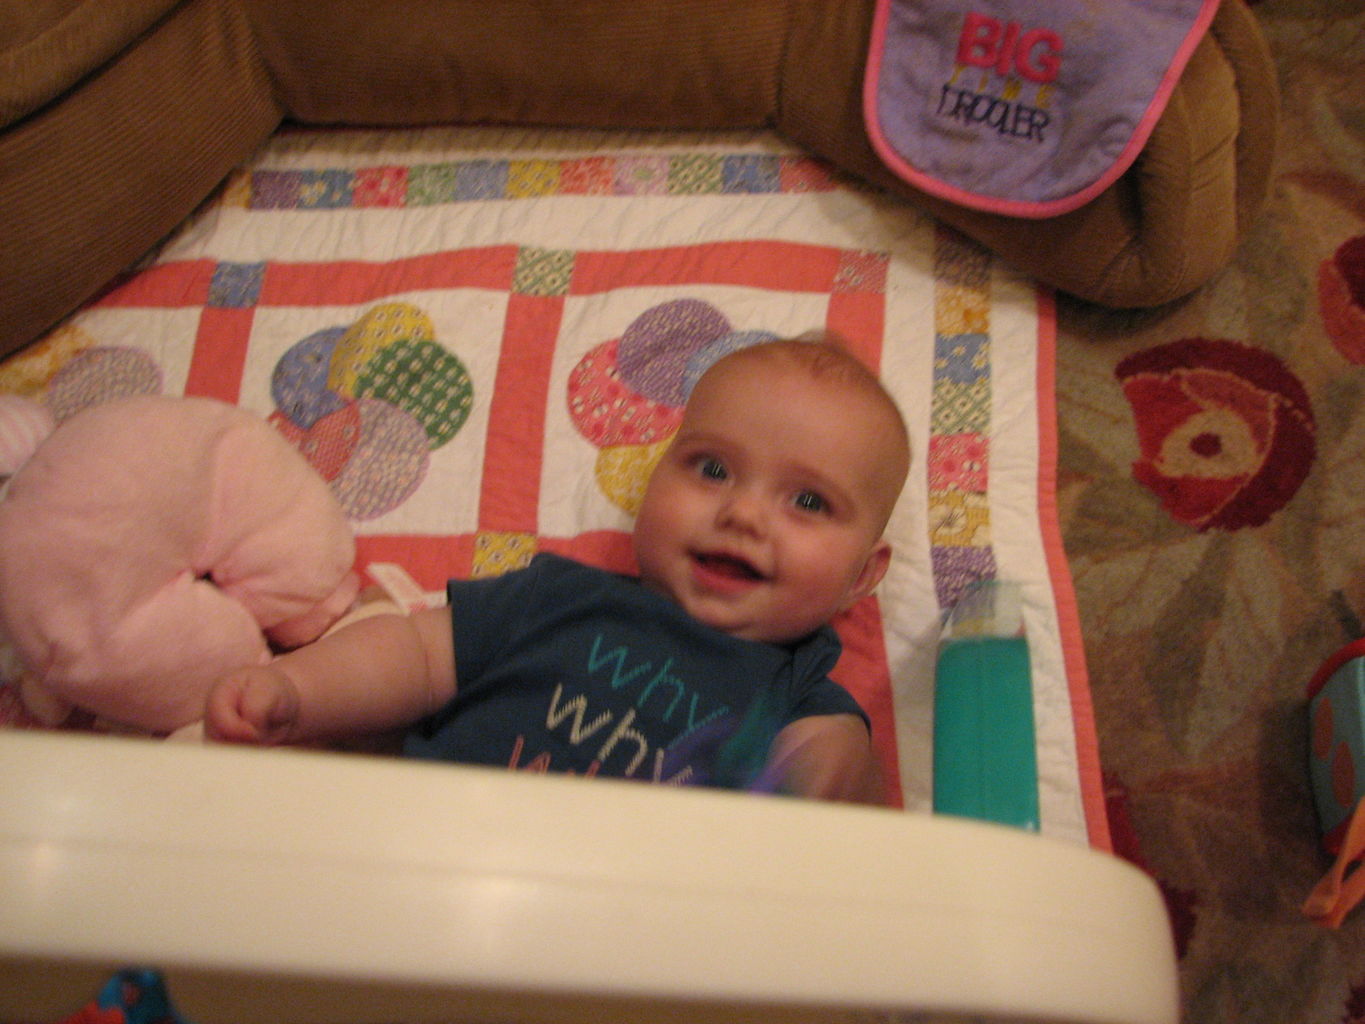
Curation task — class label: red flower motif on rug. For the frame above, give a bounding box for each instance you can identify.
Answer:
[1115,338,1316,531]
[1320,234,1365,364]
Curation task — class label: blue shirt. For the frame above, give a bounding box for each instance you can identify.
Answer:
[404,553,868,789]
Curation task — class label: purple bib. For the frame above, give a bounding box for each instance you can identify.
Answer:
[863,0,1220,218]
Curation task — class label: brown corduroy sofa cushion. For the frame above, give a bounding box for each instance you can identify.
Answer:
[240,0,791,131]
[0,0,182,128]
[0,0,1278,361]
[0,0,282,360]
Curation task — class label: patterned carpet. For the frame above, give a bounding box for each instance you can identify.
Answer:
[1053,2,1365,1020]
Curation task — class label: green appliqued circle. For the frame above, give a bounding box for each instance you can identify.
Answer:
[354,338,473,448]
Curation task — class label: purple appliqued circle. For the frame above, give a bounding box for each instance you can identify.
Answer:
[46,347,162,422]
[617,299,730,406]
[329,398,430,520]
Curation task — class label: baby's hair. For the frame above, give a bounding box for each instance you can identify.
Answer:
[708,334,909,454]
[697,334,912,528]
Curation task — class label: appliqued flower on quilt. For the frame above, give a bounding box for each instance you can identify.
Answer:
[565,298,776,514]
[0,323,163,424]
[270,301,473,520]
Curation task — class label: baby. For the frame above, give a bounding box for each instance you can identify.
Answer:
[207,338,910,802]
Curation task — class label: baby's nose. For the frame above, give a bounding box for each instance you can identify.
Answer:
[717,489,766,533]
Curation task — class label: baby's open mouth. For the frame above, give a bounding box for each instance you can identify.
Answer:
[693,552,765,581]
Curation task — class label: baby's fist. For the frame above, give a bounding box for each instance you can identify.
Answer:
[205,665,301,745]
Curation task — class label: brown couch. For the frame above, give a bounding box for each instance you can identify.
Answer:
[0,0,1278,361]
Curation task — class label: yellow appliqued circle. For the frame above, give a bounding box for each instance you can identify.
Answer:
[594,439,670,515]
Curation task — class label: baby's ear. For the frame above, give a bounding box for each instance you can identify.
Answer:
[844,540,892,608]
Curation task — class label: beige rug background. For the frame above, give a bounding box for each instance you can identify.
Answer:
[1054,2,1365,1019]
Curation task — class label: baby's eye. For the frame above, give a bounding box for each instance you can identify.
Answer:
[793,490,827,513]
[697,457,728,481]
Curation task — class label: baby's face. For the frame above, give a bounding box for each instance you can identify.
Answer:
[633,357,898,645]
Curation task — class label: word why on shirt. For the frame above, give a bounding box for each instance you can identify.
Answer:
[508,632,733,782]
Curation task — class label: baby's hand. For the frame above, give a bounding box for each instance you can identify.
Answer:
[205,664,302,745]
[767,714,884,804]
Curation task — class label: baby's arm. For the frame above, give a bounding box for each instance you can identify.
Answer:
[206,606,455,745]
[766,714,884,805]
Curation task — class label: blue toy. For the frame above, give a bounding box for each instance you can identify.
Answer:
[1304,638,1365,927]
[1307,638,1365,853]
[47,969,189,1024]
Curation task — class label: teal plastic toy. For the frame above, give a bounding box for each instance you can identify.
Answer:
[1303,638,1365,927]
[1307,638,1365,853]
[933,581,1040,831]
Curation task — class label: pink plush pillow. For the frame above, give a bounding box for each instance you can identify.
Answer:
[0,395,359,733]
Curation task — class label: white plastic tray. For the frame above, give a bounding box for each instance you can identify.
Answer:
[0,731,1177,1023]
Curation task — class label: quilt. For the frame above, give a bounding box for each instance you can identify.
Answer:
[0,126,1103,847]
